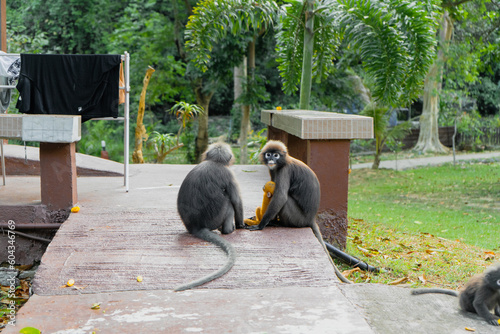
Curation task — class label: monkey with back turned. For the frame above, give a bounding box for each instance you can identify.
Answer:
[175,142,244,292]
[411,263,500,326]
[247,140,351,283]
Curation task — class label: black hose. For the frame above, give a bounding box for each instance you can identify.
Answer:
[2,229,52,244]
[6,230,52,244]
[0,223,62,230]
[325,241,380,273]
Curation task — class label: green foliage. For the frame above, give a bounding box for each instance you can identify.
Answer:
[147,131,179,163]
[248,128,268,163]
[179,123,197,164]
[454,111,500,150]
[78,121,125,162]
[236,73,271,109]
[361,102,412,168]
[443,0,500,116]
[334,0,438,105]
[169,101,204,140]
[107,1,190,107]
[275,1,309,96]
[10,0,122,54]
[185,0,278,73]
[275,0,438,107]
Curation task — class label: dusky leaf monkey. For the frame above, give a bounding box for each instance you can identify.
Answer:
[175,142,244,291]
[247,140,351,284]
[411,263,500,326]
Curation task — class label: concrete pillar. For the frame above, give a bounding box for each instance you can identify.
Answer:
[268,129,351,248]
[40,142,77,210]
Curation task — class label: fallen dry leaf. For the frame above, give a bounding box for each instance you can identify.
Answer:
[342,267,362,278]
[484,252,495,261]
[357,246,373,257]
[71,285,86,290]
[388,277,408,285]
[418,274,427,284]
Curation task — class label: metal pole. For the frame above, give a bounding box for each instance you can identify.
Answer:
[1,140,5,185]
[124,51,130,192]
[1,0,6,186]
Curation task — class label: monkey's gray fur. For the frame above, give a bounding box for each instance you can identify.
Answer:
[411,262,500,326]
[175,142,244,292]
[247,140,352,284]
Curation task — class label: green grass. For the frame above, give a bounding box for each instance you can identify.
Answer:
[337,217,495,288]
[335,160,500,287]
[348,160,500,250]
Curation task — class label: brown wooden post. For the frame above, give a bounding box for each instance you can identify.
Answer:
[40,142,77,210]
[0,0,6,52]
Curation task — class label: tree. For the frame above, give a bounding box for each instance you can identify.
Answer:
[186,0,436,163]
[277,0,439,109]
[185,0,277,162]
[170,101,204,145]
[361,103,411,169]
[414,0,500,152]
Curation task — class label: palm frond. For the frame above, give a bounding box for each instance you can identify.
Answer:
[275,1,307,95]
[331,0,437,106]
[185,0,278,72]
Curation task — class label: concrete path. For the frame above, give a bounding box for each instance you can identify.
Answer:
[352,151,500,170]
[1,147,500,333]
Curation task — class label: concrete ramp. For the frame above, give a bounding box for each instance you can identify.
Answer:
[0,144,123,176]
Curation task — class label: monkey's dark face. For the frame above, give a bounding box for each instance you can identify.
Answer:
[485,265,500,290]
[263,150,285,170]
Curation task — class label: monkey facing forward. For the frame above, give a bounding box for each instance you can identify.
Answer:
[175,142,244,292]
[247,140,351,283]
[411,263,500,326]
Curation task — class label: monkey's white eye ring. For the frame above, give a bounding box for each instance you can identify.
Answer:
[497,279,500,286]
[273,153,280,159]
[265,153,272,159]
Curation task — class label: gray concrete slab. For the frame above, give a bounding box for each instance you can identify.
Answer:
[3,287,373,334]
[33,210,339,295]
[339,283,499,334]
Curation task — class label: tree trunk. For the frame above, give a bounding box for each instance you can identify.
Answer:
[194,80,214,162]
[239,39,255,164]
[414,11,453,153]
[371,134,383,169]
[132,66,155,164]
[372,153,381,169]
[299,0,315,110]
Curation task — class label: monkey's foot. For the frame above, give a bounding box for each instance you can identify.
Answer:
[247,225,263,231]
[487,318,500,326]
[244,217,260,226]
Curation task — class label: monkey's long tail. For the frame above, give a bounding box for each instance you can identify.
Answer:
[311,223,353,284]
[174,229,236,292]
[411,288,459,297]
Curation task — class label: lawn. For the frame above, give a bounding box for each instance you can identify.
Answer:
[338,159,500,288]
[348,160,499,249]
